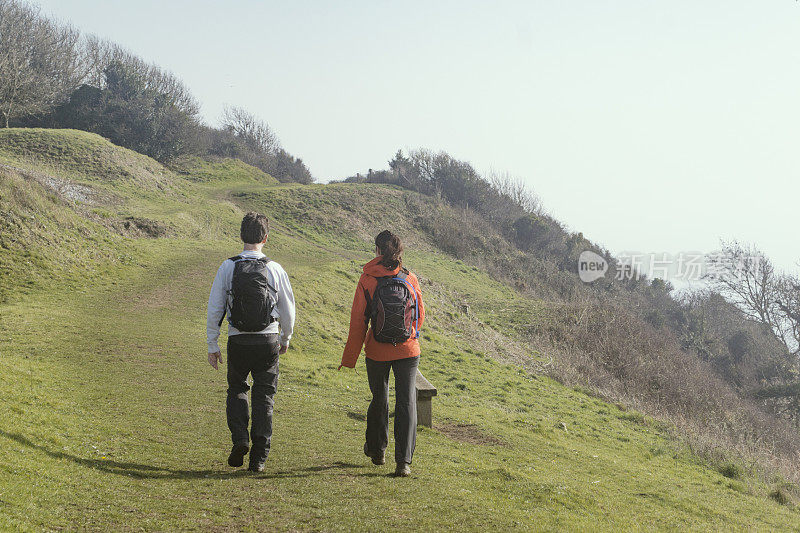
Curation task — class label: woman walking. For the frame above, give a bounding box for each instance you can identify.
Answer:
[339,230,425,477]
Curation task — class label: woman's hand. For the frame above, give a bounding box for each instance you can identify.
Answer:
[338,364,357,374]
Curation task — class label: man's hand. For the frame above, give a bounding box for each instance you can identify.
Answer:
[208,351,223,370]
[279,344,288,355]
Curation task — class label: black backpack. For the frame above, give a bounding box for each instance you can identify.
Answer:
[367,270,420,345]
[221,256,276,332]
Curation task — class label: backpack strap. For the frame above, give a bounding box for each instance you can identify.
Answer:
[363,286,372,323]
[261,257,277,294]
[396,270,420,339]
[364,275,392,323]
[218,256,241,326]
[406,273,421,338]
[217,256,240,327]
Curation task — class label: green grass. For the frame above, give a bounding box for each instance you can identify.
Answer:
[168,155,278,185]
[0,128,175,193]
[0,129,798,531]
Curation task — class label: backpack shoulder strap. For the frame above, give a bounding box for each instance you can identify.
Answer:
[259,257,277,294]
[363,286,372,321]
[218,256,241,326]
[364,275,388,320]
[396,269,420,338]
[220,255,260,326]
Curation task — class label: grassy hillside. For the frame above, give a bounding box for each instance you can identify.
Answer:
[0,128,175,192]
[0,129,798,531]
[168,155,279,185]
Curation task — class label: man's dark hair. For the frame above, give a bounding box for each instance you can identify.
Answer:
[240,212,269,244]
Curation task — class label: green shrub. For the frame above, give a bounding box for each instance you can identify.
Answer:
[769,488,790,506]
[719,462,744,480]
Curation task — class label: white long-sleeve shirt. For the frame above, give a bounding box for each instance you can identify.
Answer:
[206,250,296,353]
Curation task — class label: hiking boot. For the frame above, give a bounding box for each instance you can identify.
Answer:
[394,462,411,477]
[227,443,249,467]
[363,442,385,465]
[248,458,266,473]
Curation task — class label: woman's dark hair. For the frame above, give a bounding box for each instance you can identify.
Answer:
[375,230,403,269]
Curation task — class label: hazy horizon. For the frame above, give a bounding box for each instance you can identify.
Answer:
[33,0,800,275]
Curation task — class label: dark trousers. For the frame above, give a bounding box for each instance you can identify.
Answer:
[365,355,419,465]
[226,334,280,461]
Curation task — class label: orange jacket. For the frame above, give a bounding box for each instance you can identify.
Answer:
[341,257,425,368]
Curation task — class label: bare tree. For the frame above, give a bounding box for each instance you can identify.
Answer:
[489,171,541,215]
[143,58,199,116]
[81,34,116,88]
[776,275,800,353]
[216,106,313,182]
[0,0,83,127]
[708,241,799,357]
[221,105,280,156]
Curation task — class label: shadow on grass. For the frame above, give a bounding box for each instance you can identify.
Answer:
[346,411,366,421]
[347,410,395,421]
[0,429,370,480]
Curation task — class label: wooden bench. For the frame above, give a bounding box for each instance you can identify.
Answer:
[415,369,437,427]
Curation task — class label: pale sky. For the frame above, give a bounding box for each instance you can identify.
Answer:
[35,1,800,275]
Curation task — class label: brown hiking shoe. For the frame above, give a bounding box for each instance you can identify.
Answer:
[363,442,385,465]
[394,462,411,477]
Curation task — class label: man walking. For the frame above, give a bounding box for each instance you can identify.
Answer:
[207,212,296,472]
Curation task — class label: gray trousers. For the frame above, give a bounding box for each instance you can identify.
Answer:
[365,355,419,465]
